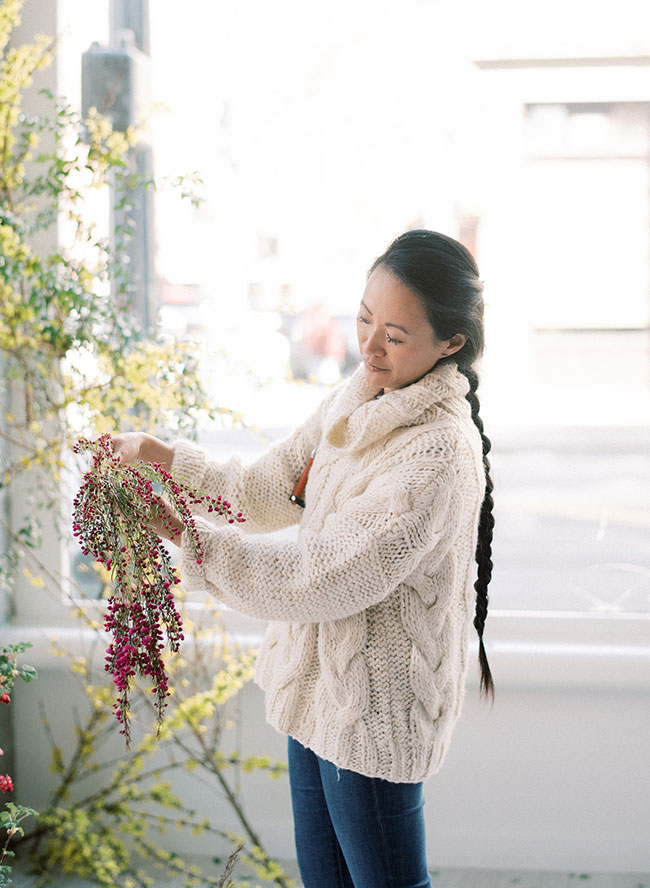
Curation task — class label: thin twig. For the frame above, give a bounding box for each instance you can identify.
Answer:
[0,514,66,591]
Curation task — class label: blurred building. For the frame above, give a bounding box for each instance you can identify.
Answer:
[142,0,650,427]
[468,6,650,425]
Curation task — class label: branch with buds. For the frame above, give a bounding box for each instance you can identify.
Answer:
[72,434,244,745]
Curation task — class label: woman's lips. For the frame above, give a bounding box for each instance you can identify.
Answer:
[363,358,388,372]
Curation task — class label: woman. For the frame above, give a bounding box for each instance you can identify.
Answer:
[111,229,495,888]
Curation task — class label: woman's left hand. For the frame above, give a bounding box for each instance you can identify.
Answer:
[151,495,185,547]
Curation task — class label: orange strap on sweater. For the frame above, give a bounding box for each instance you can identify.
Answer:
[289,448,316,508]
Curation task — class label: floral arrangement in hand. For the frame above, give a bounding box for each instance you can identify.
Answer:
[72,434,244,745]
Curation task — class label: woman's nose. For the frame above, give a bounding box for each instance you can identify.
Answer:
[366,328,386,355]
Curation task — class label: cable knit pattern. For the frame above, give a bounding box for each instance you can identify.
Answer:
[171,362,485,782]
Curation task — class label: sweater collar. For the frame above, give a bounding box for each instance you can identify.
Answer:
[324,361,471,452]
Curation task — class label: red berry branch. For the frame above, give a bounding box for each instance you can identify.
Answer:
[72,434,244,745]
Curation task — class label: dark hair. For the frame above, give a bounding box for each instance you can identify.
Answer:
[370,229,495,702]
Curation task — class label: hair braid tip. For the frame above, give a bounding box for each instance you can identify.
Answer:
[478,636,495,705]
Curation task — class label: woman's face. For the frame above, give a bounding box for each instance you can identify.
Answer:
[357,264,463,393]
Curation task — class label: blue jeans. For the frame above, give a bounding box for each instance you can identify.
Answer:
[288,736,432,888]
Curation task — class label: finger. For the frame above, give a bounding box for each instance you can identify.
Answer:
[108,436,123,461]
[109,435,136,464]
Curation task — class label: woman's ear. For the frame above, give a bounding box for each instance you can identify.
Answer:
[442,333,467,356]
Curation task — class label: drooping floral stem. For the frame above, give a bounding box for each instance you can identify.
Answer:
[72,433,243,745]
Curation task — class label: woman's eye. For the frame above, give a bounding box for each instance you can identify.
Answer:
[386,333,403,345]
[357,314,369,324]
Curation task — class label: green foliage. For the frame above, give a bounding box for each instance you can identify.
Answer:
[24,618,292,887]
[0,0,224,598]
[0,84,214,450]
[0,802,38,888]
[0,643,37,698]
[0,643,38,888]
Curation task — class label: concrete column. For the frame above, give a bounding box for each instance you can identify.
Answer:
[5,0,70,625]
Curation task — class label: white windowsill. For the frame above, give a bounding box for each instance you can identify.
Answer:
[3,606,649,692]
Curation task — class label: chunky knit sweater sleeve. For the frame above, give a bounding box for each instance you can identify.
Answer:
[170,393,332,534]
[177,436,460,623]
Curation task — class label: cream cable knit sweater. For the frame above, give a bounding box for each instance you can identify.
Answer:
[172,362,485,783]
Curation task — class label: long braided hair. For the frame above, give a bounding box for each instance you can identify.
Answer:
[370,229,495,701]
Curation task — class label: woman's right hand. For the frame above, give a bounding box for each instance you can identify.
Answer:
[110,432,146,465]
[110,432,175,473]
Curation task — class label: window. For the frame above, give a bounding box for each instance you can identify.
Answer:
[8,4,650,626]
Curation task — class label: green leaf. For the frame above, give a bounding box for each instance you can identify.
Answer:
[19,665,38,682]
